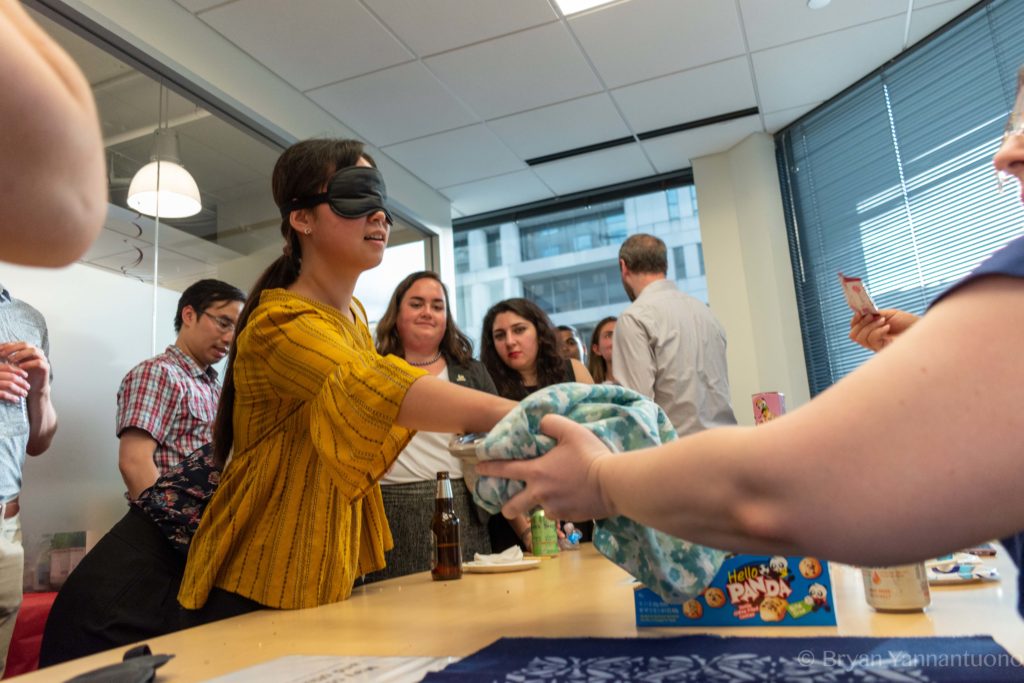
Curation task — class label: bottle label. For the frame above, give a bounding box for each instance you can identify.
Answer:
[861,564,931,611]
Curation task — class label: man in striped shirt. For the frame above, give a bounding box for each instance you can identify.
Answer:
[116,279,244,499]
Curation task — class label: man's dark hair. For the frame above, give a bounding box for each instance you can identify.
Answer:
[619,233,668,275]
[174,279,246,332]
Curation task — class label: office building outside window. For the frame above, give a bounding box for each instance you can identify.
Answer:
[454,185,706,350]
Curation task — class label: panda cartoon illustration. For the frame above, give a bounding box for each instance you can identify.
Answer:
[762,556,793,585]
[804,582,831,612]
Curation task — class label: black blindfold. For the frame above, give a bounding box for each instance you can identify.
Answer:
[279,166,393,224]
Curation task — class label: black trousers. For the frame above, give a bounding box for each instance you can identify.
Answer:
[39,507,262,667]
[39,507,185,666]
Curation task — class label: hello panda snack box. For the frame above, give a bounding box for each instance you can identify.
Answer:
[634,394,837,627]
[633,554,837,627]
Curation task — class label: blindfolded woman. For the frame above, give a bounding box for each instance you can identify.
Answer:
[178,140,514,621]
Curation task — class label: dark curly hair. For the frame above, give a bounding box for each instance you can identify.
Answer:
[375,271,472,366]
[480,298,566,400]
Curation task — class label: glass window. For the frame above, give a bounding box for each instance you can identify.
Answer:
[778,0,1024,396]
[518,202,627,261]
[486,229,502,268]
[454,185,702,351]
[553,277,579,313]
[454,233,470,274]
[523,280,554,314]
[673,246,687,279]
[667,189,681,220]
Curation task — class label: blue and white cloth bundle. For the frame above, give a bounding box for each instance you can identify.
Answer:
[472,382,726,603]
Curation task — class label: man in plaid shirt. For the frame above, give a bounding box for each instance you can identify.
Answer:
[116,279,244,499]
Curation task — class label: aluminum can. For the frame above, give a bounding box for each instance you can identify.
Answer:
[530,510,559,557]
[861,564,931,612]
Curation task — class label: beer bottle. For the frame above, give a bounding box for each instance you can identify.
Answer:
[431,471,462,581]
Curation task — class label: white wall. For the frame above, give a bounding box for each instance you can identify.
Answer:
[694,132,810,424]
[0,262,181,582]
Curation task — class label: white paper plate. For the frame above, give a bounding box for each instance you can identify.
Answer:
[462,559,541,574]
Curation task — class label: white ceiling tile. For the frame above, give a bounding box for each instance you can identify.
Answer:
[175,0,226,12]
[532,144,656,195]
[763,102,820,133]
[488,94,631,159]
[383,125,524,188]
[570,0,745,88]
[751,16,904,114]
[425,22,602,119]
[642,116,763,173]
[307,62,477,147]
[907,0,981,47]
[198,0,413,91]
[612,57,757,134]
[741,0,920,52]
[441,170,555,216]
[364,0,557,56]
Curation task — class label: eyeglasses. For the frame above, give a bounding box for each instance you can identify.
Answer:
[202,311,237,334]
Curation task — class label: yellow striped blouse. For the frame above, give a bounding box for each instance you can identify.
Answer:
[178,289,427,610]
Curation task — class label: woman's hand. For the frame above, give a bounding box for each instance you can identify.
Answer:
[849,309,919,352]
[476,414,615,522]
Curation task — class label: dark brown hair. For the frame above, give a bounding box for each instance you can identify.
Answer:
[212,138,370,466]
[480,298,565,400]
[375,271,473,366]
[587,316,617,383]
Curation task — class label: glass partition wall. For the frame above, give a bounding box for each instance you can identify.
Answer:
[29,6,436,328]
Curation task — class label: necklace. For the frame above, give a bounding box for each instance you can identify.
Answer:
[406,351,442,367]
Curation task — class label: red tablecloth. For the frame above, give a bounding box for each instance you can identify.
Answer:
[3,591,56,678]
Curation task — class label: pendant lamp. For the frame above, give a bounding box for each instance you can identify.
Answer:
[127,85,201,218]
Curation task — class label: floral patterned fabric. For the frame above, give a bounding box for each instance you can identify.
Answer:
[132,443,220,555]
[473,383,726,603]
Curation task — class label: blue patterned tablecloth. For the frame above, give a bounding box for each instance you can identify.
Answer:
[422,635,1022,682]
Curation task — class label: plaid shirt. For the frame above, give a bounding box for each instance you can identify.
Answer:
[116,345,220,474]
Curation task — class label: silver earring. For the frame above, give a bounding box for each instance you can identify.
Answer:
[304,228,311,235]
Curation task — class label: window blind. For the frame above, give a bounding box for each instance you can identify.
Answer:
[777,0,1024,395]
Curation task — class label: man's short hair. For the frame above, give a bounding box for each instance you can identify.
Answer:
[619,233,668,275]
[174,279,246,332]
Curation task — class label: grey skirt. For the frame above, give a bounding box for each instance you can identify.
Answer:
[363,478,491,583]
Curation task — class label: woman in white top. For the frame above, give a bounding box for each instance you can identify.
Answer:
[366,271,495,580]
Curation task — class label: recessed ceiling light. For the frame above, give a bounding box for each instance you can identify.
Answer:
[807,0,831,8]
[555,0,618,16]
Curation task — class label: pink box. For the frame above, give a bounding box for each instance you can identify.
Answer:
[752,392,785,425]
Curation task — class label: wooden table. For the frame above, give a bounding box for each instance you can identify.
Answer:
[22,546,1024,681]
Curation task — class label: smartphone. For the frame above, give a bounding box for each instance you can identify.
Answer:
[448,432,487,457]
[838,272,879,315]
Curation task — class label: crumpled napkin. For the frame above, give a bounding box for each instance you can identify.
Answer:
[473,545,525,564]
[472,382,727,604]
